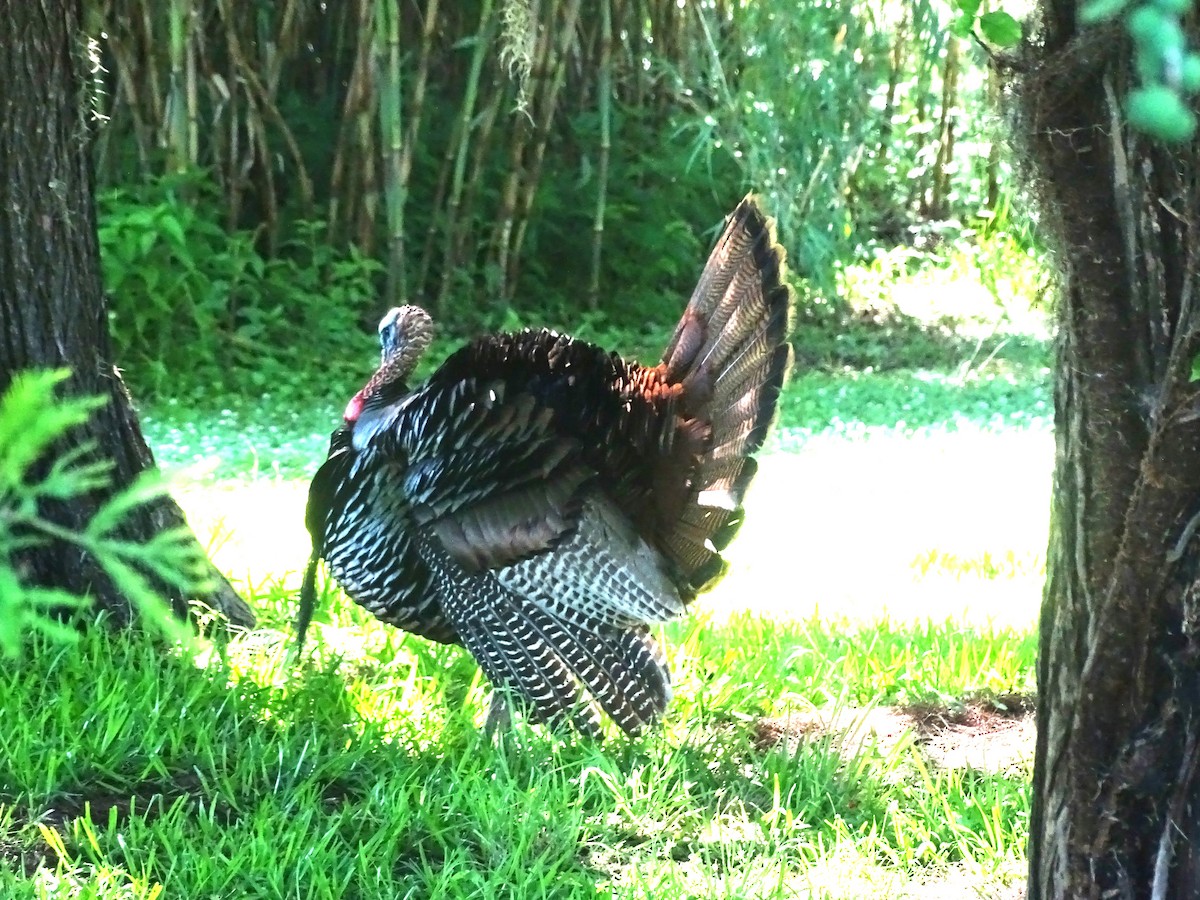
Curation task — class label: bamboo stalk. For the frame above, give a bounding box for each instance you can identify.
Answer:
[104,33,152,174]
[445,74,505,318]
[267,0,303,97]
[391,0,443,303]
[930,35,959,219]
[431,0,495,315]
[140,1,165,138]
[190,21,217,187]
[908,4,942,213]
[328,0,376,247]
[875,3,909,172]
[192,12,239,229]
[194,13,245,231]
[225,73,243,229]
[375,0,405,304]
[358,103,380,252]
[587,0,613,311]
[356,0,381,254]
[186,0,199,167]
[220,1,276,246]
[986,62,1000,210]
[632,0,645,109]
[90,0,735,281]
[216,0,315,226]
[166,0,190,172]
[400,0,441,190]
[419,119,457,303]
[506,0,584,301]
[491,0,546,303]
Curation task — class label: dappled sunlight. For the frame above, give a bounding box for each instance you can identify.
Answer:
[173,480,311,590]
[840,233,1051,344]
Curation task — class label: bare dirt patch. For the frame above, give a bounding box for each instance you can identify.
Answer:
[753,694,1035,774]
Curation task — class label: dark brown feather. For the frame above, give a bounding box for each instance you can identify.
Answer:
[429,463,592,572]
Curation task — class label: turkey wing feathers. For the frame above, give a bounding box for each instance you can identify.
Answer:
[380,367,685,630]
[388,376,594,572]
[305,429,456,644]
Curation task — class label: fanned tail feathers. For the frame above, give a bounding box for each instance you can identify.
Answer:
[659,196,792,594]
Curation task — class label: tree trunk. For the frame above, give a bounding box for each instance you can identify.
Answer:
[1021,6,1200,897]
[0,0,253,629]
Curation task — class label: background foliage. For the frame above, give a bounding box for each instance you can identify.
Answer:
[85,0,1022,398]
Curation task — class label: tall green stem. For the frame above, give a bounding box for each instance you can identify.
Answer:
[588,0,613,311]
[375,0,406,304]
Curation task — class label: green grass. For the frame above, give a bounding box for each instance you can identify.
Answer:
[0,612,1032,899]
[1,427,1041,897]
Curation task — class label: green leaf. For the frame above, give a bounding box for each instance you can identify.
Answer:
[161,214,187,249]
[38,446,111,499]
[1153,0,1193,14]
[950,13,976,38]
[1183,54,1200,93]
[979,11,1023,46]
[1127,84,1197,141]
[85,469,171,538]
[1079,0,1131,23]
[20,586,88,613]
[0,370,103,491]
[956,0,983,16]
[92,553,193,648]
[1128,6,1184,52]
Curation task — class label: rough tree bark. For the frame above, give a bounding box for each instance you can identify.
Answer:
[1020,5,1200,898]
[0,0,253,628]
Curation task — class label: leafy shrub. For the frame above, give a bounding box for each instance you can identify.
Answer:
[0,370,202,655]
[98,171,382,399]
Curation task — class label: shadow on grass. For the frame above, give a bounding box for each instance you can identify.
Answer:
[0,630,597,895]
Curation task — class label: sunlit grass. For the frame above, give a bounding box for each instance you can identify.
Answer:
[912,549,1046,582]
[4,417,1043,896]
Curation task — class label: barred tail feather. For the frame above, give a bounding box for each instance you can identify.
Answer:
[455,595,604,738]
[449,577,673,737]
[544,620,672,734]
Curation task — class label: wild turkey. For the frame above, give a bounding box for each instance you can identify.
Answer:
[298,195,792,738]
